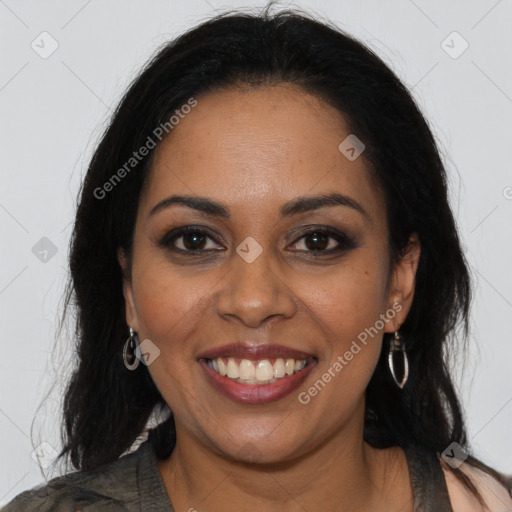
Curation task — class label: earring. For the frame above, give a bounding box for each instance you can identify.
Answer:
[123,327,140,370]
[388,330,409,389]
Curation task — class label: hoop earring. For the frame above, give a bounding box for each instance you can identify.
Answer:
[388,330,409,389]
[123,327,140,370]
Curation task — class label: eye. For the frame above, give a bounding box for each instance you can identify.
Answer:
[157,225,358,256]
[288,227,357,254]
[158,226,224,253]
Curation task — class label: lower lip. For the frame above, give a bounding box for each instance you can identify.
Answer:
[199,358,317,405]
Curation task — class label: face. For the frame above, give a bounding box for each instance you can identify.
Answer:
[118,84,420,463]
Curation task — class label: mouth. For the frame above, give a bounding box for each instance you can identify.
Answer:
[200,356,316,385]
[197,343,318,404]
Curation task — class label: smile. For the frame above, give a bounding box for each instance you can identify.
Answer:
[204,356,315,384]
[197,342,318,404]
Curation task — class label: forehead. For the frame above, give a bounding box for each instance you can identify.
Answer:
[139,84,385,225]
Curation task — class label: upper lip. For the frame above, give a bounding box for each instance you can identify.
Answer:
[197,342,315,361]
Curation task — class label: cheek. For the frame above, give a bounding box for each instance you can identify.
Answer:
[297,284,386,416]
[130,263,211,411]
[297,256,389,336]
[132,262,211,353]
[297,256,388,385]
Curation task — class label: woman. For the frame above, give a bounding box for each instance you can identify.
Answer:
[4,6,511,512]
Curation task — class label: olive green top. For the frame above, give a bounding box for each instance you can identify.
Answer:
[3,439,457,511]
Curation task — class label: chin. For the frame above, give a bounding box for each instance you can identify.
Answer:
[211,432,306,466]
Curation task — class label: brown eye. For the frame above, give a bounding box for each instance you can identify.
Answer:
[303,231,331,251]
[158,226,224,253]
[289,228,358,254]
[180,231,208,251]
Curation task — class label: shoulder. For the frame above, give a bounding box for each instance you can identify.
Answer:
[443,463,512,512]
[1,444,145,511]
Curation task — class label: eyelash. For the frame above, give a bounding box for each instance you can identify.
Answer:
[157,225,358,256]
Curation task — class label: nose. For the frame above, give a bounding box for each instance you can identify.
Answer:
[215,246,298,329]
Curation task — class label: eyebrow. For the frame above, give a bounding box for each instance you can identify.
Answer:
[148,192,371,224]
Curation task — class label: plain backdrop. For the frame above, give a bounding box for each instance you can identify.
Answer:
[1,0,511,505]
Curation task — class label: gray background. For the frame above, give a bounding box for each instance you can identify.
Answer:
[1,0,511,505]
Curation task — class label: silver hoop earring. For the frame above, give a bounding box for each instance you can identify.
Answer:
[123,327,140,370]
[388,330,409,389]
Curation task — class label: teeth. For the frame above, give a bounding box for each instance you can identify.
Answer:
[255,360,273,381]
[208,357,311,384]
[218,358,227,376]
[239,359,255,380]
[273,358,285,378]
[226,358,239,379]
[294,360,306,372]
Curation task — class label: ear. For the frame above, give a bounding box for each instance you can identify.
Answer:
[384,233,421,333]
[117,247,139,332]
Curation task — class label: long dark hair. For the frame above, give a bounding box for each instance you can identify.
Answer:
[54,4,508,504]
